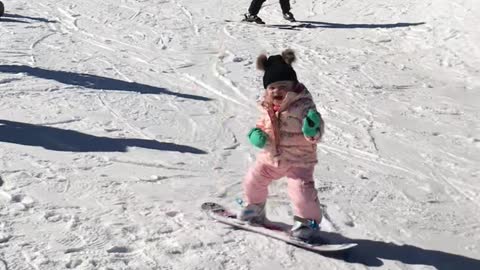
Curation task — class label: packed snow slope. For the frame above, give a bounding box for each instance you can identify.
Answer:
[0,0,479,269]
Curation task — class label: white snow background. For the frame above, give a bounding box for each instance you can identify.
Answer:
[0,0,479,269]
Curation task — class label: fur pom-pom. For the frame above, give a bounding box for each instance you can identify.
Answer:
[256,54,268,70]
[282,49,296,65]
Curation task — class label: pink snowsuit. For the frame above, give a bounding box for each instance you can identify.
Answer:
[243,83,324,222]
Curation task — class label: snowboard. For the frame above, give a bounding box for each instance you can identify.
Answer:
[201,202,357,252]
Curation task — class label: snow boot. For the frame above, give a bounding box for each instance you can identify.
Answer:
[0,1,4,17]
[283,12,296,22]
[290,216,319,242]
[243,13,265,24]
[238,202,267,224]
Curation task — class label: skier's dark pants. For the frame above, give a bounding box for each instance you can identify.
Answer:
[248,0,291,15]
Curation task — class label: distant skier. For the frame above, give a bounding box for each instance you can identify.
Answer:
[243,0,295,24]
[238,49,325,242]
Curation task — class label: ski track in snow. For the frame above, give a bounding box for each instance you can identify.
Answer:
[0,0,479,269]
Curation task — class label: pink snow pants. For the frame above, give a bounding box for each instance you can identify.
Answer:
[243,161,321,222]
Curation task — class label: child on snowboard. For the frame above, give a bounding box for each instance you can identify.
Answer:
[239,49,324,242]
[244,0,295,24]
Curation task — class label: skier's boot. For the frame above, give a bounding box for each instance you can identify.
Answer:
[243,13,265,24]
[290,216,319,242]
[238,202,267,224]
[283,11,296,22]
[0,1,4,17]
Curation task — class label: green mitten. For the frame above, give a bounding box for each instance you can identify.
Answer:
[248,128,268,148]
[302,109,321,137]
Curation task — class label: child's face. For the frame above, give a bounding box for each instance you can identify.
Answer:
[266,81,295,105]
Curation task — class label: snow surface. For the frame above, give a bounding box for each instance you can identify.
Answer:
[0,0,479,269]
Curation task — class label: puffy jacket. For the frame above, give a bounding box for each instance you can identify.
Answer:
[255,83,324,167]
